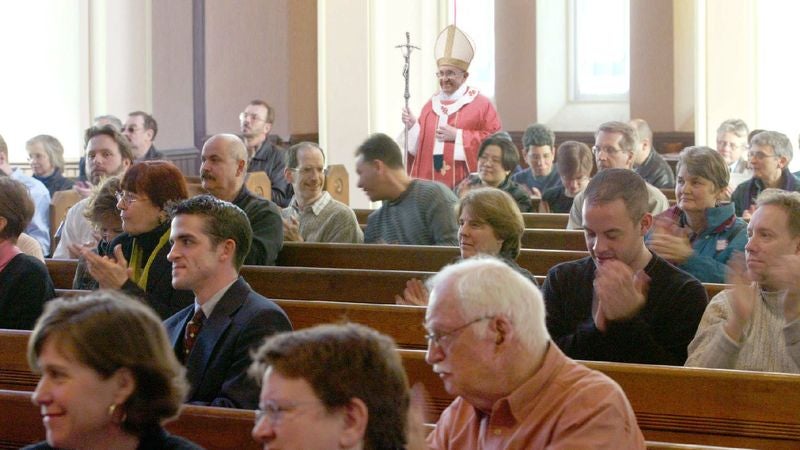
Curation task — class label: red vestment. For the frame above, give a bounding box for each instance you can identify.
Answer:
[407,87,501,189]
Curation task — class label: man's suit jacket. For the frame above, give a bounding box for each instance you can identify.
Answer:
[164,277,292,409]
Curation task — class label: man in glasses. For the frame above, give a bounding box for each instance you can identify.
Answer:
[401,25,501,189]
[52,126,134,258]
[425,257,645,449]
[240,99,292,207]
[122,111,164,162]
[731,130,800,217]
[566,121,669,229]
[281,142,363,243]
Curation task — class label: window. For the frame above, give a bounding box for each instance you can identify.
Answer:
[448,0,495,98]
[570,0,629,101]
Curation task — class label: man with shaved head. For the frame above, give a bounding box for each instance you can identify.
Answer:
[629,118,675,189]
[200,134,283,265]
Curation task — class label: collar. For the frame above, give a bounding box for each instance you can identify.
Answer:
[0,240,22,272]
[289,191,331,216]
[133,220,171,254]
[669,203,739,236]
[386,180,416,205]
[196,278,238,319]
[482,343,562,425]
[438,83,468,101]
[33,168,61,182]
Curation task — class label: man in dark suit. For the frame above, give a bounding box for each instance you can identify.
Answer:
[163,195,292,409]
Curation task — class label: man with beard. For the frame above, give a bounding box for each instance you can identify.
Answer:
[52,126,134,258]
[239,100,292,207]
[200,134,283,265]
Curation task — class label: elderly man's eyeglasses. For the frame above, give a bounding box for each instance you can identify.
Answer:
[435,70,464,79]
[592,145,625,157]
[255,400,319,425]
[115,191,140,207]
[239,112,267,123]
[424,316,494,347]
[747,150,780,160]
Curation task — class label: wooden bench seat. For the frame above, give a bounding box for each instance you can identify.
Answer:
[2,330,794,448]
[0,389,259,450]
[275,242,588,274]
[355,209,570,229]
[47,259,728,306]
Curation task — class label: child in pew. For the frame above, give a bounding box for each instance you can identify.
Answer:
[71,176,124,290]
[24,290,202,450]
[539,140,593,214]
[250,323,421,449]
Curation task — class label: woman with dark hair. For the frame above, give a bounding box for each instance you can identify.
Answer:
[80,161,193,318]
[647,146,748,283]
[456,136,533,212]
[397,188,537,305]
[24,290,202,450]
[0,176,55,329]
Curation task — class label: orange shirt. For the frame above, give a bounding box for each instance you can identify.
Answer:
[427,343,645,450]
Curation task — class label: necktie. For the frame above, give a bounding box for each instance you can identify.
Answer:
[183,308,206,362]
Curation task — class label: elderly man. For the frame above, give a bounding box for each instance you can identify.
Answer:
[239,100,292,207]
[425,257,645,449]
[164,195,292,408]
[511,123,562,196]
[630,118,675,188]
[122,111,164,161]
[732,130,800,217]
[401,25,501,189]
[356,133,458,245]
[200,134,283,265]
[0,133,51,255]
[52,126,134,258]
[716,119,751,176]
[250,323,410,449]
[281,142,362,243]
[686,190,800,373]
[545,169,708,365]
[567,121,669,229]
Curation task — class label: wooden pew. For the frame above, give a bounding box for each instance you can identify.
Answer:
[48,260,432,304]
[400,349,800,449]
[354,209,570,229]
[47,259,729,309]
[521,228,586,251]
[275,242,588,275]
[0,389,259,450]
[2,331,791,448]
[0,389,740,450]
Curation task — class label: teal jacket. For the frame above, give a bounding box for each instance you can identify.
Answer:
[647,203,747,283]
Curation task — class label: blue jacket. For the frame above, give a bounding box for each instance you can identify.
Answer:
[648,203,747,283]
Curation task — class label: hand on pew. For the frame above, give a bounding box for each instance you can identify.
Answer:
[80,244,132,289]
[395,278,429,306]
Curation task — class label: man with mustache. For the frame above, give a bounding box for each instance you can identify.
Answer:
[401,25,501,189]
[200,134,283,265]
[281,142,362,243]
[686,189,800,373]
[52,126,134,258]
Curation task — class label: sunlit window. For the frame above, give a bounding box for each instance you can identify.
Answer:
[0,1,84,162]
[570,0,629,101]
[448,0,495,98]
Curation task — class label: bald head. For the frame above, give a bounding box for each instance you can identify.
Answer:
[200,134,248,202]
